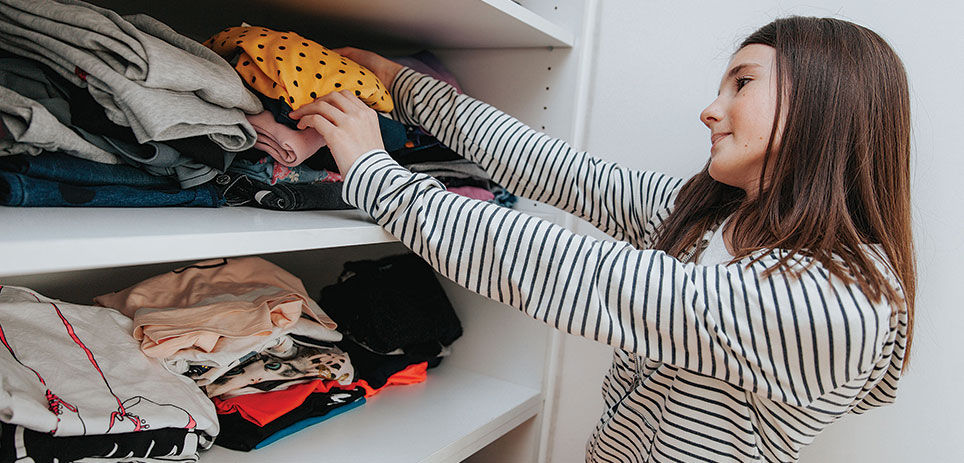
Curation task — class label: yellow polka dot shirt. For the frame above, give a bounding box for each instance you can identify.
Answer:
[204,26,393,112]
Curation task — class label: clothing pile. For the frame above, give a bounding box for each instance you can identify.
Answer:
[0,0,515,210]
[85,254,461,452]
[0,285,220,463]
[0,0,258,207]
[1,253,461,458]
[205,25,517,210]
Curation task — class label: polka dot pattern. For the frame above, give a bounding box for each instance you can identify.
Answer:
[204,26,393,112]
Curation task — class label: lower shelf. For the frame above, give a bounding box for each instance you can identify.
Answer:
[199,365,543,463]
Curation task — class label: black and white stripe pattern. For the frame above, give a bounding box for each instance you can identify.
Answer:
[342,68,908,462]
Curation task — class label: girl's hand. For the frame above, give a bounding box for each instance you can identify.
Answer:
[289,90,384,175]
[332,47,404,90]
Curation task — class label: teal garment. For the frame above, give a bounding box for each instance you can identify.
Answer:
[252,397,366,449]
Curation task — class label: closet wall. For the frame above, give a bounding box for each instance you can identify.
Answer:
[549,1,964,462]
[0,0,596,461]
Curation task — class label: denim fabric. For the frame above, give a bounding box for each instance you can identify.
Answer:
[0,170,222,207]
[0,152,175,188]
[228,157,333,185]
[219,172,350,211]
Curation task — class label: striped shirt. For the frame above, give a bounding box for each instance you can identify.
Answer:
[342,68,908,462]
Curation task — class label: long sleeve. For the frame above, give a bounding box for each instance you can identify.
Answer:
[389,67,684,244]
[342,151,905,408]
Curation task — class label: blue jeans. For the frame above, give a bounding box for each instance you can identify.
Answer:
[0,170,222,207]
[0,153,176,188]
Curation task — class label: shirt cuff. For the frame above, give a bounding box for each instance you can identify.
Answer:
[341,149,447,219]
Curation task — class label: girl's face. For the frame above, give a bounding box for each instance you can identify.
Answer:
[700,44,785,198]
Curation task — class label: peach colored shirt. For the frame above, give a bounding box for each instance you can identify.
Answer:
[95,256,336,360]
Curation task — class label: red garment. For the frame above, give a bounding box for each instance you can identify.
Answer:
[354,362,428,398]
[213,362,429,426]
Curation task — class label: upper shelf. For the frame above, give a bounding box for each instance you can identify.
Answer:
[89,0,574,49]
[0,207,395,277]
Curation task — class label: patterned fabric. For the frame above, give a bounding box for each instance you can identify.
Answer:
[202,338,353,398]
[0,285,218,442]
[205,26,392,112]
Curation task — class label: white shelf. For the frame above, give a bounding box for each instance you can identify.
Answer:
[200,365,542,463]
[0,207,395,277]
[91,0,573,49]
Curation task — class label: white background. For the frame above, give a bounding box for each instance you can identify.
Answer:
[546,1,964,461]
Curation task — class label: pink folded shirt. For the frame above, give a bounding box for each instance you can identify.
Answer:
[94,256,336,360]
[247,111,326,167]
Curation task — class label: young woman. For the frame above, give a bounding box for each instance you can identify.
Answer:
[290,16,913,463]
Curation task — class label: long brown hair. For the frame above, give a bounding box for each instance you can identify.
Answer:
[653,17,915,368]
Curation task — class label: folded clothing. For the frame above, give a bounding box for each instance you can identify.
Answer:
[212,379,357,427]
[0,84,120,164]
[0,56,225,187]
[205,26,392,112]
[0,57,121,164]
[335,335,441,390]
[0,152,175,188]
[219,170,352,211]
[0,285,219,440]
[0,0,261,150]
[0,422,203,463]
[251,396,365,450]
[320,253,462,353]
[65,77,235,171]
[214,386,366,451]
[93,257,338,363]
[228,156,337,186]
[203,338,354,398]
[0,169,222,207]
[247,110,326,167]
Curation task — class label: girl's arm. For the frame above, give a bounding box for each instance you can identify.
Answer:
[343,150,906,407]
[389,68,684,244]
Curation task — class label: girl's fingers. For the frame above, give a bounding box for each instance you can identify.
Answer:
[341,90,369,110]
[323,90,360,113]
[297,113,336,135]
[296,99,346,126]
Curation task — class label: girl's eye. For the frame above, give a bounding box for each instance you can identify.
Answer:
[736,77,751,91]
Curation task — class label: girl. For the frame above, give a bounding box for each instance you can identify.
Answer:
[291,16,913,463]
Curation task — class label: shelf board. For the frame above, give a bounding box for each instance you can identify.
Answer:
[90,0,573,49]
[0,207,396,277]
[200,366,542,462]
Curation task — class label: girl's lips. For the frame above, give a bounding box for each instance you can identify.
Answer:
[711,133,731,146]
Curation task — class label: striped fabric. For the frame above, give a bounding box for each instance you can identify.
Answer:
[342,68,908,462]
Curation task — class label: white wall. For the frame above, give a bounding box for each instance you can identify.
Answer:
[546,1,964,461]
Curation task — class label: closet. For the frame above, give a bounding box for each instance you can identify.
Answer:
[0,0,596,461]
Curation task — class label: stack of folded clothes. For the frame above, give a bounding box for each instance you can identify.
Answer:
[86,254,462,451]
[0,0,261,207]
[0,0,517,211]
[0,285,220,462]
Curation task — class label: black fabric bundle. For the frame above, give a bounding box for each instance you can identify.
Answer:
[320,253,463,353]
